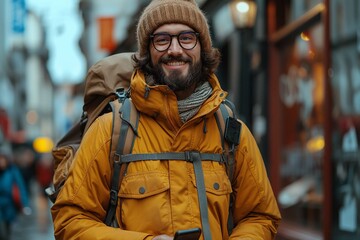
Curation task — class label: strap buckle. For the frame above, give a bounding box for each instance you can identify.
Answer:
[115,87,127,103]
[185,151,201,163]
[109,190,118,205]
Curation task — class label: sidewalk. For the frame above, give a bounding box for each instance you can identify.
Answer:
[10,183,54,240]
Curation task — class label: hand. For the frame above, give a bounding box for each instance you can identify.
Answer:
[152,235,173,240]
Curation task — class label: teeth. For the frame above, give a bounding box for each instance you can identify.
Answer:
[166,61,185,66]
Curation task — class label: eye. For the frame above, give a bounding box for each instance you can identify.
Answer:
[153,34,171,45]
[179,32,196,43]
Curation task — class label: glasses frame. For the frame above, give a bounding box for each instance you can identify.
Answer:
[150,31,199,52]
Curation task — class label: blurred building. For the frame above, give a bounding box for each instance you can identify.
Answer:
[266,1,360,239]
[1,0,359,239]
[1,0,53,143]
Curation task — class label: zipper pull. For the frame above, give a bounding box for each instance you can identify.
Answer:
[144,86,150,99]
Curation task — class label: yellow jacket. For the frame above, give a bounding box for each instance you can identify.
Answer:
[52,70,281,240]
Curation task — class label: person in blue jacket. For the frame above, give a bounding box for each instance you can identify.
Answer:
[0,139,31,239]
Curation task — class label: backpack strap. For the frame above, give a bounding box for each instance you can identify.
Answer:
[105,97,241,237]
[120,152,223,163]
[189,152,212,240]
[119,151,219,240]
[215,100,242,235]
[215,101,241,181]
[105,97,139,226]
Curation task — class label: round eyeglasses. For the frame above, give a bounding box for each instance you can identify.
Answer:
[150,31,199,52]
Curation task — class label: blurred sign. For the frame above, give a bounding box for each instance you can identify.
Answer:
[12,0,26,33]
[97,17,116,52]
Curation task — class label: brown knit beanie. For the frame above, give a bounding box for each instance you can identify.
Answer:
[136,0,212,57]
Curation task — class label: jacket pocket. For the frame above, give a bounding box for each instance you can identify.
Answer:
[191,169,232,237]
[191,169,232,196]
[118,171,170,232]
[119,171,169,198]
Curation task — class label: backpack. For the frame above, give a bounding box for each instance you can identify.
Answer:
[46,52,242,239]
[45,52,135,202]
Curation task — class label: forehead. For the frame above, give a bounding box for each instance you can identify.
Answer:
[153,23,195,34]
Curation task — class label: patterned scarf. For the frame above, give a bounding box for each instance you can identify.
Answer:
[178,81,213,123]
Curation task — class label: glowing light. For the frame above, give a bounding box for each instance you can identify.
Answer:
[33,137,54,153]
[236,2,250,13]
[306,136,325,153]
[300,32,310,41]
[308,50,315,59]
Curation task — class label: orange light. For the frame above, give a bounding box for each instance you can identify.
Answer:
[306,136,325,153]
[33,137,54,153]
[300,32,310,41]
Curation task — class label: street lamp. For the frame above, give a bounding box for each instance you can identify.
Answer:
[227,0,258,130]
[229,0,257,29]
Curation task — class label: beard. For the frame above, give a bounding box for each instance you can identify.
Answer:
[152,55,203,91]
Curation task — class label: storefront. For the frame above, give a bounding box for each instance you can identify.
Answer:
[267,0,360,239]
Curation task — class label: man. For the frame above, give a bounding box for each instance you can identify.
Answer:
[51,0,281,239]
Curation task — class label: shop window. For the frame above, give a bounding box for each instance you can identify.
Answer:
[276,23,325,234]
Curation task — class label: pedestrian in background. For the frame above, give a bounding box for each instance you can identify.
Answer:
[51,0,281,239]
[12,142,37,197]
[0,137,31,240]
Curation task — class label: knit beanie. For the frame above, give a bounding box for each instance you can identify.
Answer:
[136,0,212,57]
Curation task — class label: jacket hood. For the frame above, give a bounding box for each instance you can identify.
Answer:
[130,70,228,128]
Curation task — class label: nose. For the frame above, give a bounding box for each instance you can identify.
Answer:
[167,37,183,55]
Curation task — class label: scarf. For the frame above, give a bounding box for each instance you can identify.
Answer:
[178,81,213,123]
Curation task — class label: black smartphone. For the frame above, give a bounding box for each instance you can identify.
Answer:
[174,227,201,240]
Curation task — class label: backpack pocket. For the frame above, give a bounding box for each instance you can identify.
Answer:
[51,144,79,195]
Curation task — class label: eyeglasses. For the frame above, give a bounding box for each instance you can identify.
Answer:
[150,31,199,52]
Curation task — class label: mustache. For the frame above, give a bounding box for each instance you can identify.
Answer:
[160,55,191,64]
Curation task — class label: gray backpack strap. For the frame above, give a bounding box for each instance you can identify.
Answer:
[189,152,212,240]
[120,151,218,240]
[218,102,235,180]
[105,96,139,227]
[120,152,223,163]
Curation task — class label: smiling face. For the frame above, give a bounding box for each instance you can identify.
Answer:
[150,23,202,99]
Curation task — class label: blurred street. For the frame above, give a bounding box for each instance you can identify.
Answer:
[10,183,54,240]
[0,0,359,239]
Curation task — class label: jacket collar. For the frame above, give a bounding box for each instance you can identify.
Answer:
[130,70,228,129]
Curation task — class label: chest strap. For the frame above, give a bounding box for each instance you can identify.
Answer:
[119,152,223,163]
[117,151,217,240]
